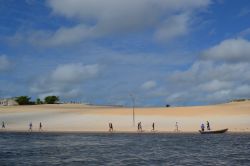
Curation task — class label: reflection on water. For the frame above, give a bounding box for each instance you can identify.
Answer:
[0,132,250,165]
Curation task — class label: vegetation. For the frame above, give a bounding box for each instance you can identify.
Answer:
[13,96,60,105]
[36,98,43,104]
[231,99,250,102]
[44,96,59,104]
[166,104,171,107]
[15,96,33,105]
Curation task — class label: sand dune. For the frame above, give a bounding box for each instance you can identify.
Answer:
[0,101,250,133]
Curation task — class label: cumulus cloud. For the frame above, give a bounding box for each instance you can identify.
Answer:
[166,38,250,105]
[141,80,157,90]
[201,38,250,63]
[0,55,11,72]
[51,63,99,83]
[47,0,210,44]
[154,13,189,42]
[30,63,100,99]
[47,0,210,19]
[9,25,95,47]
[9,0,210,46]
[198,80,233,92]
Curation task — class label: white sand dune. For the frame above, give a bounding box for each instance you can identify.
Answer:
[0,101,250,132]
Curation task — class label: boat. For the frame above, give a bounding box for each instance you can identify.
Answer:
[199,128,228,134]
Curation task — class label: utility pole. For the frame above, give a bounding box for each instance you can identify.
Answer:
[130,94,135,126]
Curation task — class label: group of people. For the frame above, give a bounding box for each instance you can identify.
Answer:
[1,121,43,132]
[201,121,211,131]
[29,122,43,132]
[0,119,214,133]
[107,122,179,132]
[2,120,211,133]
[3,120,213,133]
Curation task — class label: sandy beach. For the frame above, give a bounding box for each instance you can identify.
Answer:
[0,101,250,133]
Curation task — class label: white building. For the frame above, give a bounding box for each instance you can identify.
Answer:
[0,98,18,106]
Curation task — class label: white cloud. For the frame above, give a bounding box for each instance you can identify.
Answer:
[202,38,250,63]
[10,25,94,47]
[198,80,233,92]
[37,88,81,100]
[52,63,99,83]
[47,0,208,20]
[43,25,94,46]
[166,38,250,104]
[154,13,189,42]
[13,0,211,46]
[0,55,11,72]
[141,80,157,90]
[30,63,100,99]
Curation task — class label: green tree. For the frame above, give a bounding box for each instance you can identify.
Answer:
[15,96,31,105]
[44,96,59,104]
[36,98,43,104]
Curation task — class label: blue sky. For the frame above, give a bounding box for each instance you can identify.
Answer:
[1,0,250,106]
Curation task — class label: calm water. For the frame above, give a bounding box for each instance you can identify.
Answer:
[0,132,250,166]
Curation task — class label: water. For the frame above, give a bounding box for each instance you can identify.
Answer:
[0,132,250,166]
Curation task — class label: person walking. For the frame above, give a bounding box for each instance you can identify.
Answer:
[175,122,179,132]
[139,122,142,132]
[29,122,33,132]
[39,122,42,131]
[207,121,211,130]
[110,123,113,132]
[2,121,5,129]
[108,123,111,132]
[152,122,155,131]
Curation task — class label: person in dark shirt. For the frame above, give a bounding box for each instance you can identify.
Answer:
[110,123,113,132]
[2,121,5,129]
[207,121,211,130]
[29,122,32,132]
[39,122,42,131]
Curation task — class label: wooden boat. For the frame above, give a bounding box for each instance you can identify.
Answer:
[199,128,228,134]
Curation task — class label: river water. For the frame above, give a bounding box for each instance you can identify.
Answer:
[0,132,249,165]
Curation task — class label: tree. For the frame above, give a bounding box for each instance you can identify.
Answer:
[15,96,32,105]
[36,98,43,104]
[166,104,170,107]
[44,96,59,104]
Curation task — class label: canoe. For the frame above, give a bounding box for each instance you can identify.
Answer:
[199,128,228,134]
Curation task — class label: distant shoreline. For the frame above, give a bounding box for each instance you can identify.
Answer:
[1,129,250,134]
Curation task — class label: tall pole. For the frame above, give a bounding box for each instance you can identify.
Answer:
[130,94,135,126]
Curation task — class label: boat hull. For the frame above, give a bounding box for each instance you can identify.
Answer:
[199,128,228,134]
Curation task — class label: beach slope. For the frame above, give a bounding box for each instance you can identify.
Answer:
[0,101,250,132]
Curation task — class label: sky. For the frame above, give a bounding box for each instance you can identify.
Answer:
[0,0,250,106]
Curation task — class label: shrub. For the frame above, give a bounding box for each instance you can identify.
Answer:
[44,96,59,104]
[36,98,43,104]
[15,96,32,105]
